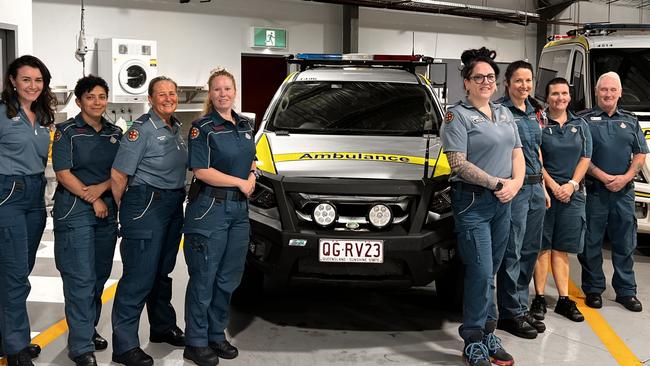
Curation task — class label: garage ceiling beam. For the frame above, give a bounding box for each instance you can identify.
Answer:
[343,5,359,53]
[305,0,540,25]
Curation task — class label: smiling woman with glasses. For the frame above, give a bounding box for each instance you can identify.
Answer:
[440,47,525,366]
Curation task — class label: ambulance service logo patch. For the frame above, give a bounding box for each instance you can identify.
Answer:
[53,130,62,142]
[127,129,140,142]
[190,127,200,139]
[445,111,454,123]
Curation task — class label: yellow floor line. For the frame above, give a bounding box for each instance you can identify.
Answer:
[567,278,644,366]
[28,236,184,352]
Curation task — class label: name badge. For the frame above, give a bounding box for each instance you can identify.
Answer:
[470,115,483,124]
[590,116,602,121]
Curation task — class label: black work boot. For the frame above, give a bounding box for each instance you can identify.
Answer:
[184,346,219,366]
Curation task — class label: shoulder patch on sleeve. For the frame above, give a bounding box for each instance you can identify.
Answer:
[127,128,140,142]
[445,111,455,123]
[53,129,62,142]
[190,127,200,139]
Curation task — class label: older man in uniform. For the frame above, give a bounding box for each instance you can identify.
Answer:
[578,71,648,312]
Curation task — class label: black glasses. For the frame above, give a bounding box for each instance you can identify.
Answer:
[469,74,496,84]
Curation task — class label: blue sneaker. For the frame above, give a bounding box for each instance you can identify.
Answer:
[462,340,490,366]
[483,332,514,366]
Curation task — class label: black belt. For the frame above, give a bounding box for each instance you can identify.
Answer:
[56,185,112,199]
[199,185,247,201]
[524,174,542,185]
[452,181,489,194]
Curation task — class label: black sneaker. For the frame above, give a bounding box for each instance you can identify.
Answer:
[530,295,547,320]
[462,340,490,366]
[483,332,514,366]
[184,346,219,366]
[496,316,537,339]
[523,312,546,333]
[555,297,584,322]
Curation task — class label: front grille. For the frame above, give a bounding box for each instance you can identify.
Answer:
[289,193,411,231]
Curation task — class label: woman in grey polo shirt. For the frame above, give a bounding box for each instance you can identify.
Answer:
[441,47,524,366]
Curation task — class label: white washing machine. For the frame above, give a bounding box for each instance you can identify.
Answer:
[97,38,157,103]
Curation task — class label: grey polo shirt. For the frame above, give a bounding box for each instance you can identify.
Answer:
[112,109,188,189]
[441,99,522,183]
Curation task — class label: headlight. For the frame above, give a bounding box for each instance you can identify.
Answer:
[368,204,392,229]
[250,181,277,209]
[634,171,647,183]
[430,186,451,213]
[312,202,337,227]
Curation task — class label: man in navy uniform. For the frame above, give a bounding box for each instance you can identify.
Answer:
[578,71,648,312]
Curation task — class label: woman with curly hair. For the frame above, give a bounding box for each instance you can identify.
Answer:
[441,47,524,366]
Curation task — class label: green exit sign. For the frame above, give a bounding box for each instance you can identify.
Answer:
[253,27,287,49]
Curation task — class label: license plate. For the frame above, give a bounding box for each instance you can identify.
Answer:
[318,239,384,263]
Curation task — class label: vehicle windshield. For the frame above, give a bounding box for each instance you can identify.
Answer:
[591,48,650,111]
[267,81,439,135]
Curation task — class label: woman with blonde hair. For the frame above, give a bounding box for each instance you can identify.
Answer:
[182,68,256,366]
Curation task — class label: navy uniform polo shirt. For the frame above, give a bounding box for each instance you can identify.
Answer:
[580,106,649,175]
[112,109,188,189]
[541,111,592,183]
[441,98,522,183]
[498,96,542,176]
[0,101,51,175]
[52,113,122,185]
[188,110,255,189]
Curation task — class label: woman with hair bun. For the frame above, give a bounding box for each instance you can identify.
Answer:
[441,47,524,366]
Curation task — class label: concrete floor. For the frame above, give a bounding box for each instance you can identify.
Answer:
[15,217,650,365]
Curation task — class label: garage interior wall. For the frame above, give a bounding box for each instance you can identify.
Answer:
[555,1,650,34]
[32,0,343,114]
[0,0,33,55]
[358,7,538,64]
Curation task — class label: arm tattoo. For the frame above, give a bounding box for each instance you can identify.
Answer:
[447,151,499,189]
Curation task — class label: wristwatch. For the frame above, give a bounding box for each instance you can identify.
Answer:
[568,179,580,192]
[494,180,504,191]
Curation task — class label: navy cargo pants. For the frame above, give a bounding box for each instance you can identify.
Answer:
[497,183,545,319]
[111,184,184,355]
[53,188,117,359]
[579,183,637,297]
[451,183,511,342]
[0,174,46,355]
[183,188,249,347]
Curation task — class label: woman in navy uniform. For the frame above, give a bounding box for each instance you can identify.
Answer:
[52,75,122,366]
[110,76,188,366]
[495,61,548,339]
[530,77,592,322]
[0,55,55,366]
[441,48,524,366]
[182,69,255,366]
